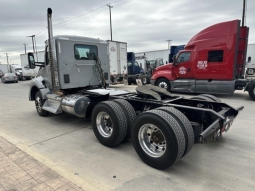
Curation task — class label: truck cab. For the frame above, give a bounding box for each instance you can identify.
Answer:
[151,20,249,95]
[29,35,110,97]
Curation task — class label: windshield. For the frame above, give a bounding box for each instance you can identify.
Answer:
[15,68,22,71]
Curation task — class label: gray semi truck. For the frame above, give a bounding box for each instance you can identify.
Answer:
[27,8,243,169]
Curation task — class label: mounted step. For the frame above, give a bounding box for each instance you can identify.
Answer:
[42,94,63,114]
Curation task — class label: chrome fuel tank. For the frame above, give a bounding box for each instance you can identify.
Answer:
[61,94,90,117]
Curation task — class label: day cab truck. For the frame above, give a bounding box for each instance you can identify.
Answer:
[27,8,243,170]
[151,20,255,101]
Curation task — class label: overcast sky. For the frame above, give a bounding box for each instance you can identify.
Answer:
[0,0,254,64]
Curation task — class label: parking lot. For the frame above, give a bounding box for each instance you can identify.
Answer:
[1,81,255,191]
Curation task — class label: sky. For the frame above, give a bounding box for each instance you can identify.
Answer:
[0,0,254,65]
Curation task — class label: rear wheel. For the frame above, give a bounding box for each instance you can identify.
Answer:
[248,81,255,101]
[141,76,147,85]
[156,107,194,157]
[156,78,171,92]
[131,109,185,169]
[35,91,49,117]
[92,101,127,147]
[113,99,136,141]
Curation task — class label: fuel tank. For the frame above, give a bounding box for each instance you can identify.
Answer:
[61,94,90,117]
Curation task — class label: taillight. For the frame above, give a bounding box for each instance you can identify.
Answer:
[14,76,17,78]
[5,77,8,79]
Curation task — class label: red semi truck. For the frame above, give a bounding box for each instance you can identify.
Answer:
[150,20,255,100]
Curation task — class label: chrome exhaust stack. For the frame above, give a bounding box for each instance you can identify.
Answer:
[47,8,60,93]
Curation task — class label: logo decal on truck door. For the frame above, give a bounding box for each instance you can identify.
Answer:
[197,61,207,69]
[179,66,187,74]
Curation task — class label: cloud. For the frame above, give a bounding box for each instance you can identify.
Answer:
[0,0,254,64]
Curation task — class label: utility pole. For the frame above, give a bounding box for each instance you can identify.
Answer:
[5,53,9,72]
[22,43,28,53]
[242,0,247,26]
[106,4,113,41]
[166,39,172,49]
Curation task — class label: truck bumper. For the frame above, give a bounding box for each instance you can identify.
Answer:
[150,79,156,86]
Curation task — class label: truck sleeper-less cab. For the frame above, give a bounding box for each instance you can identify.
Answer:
[151,20,255,100]
[27,8,243,170]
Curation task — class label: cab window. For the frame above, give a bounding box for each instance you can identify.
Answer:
[74,44,98,60]
[177,52,190,63]
[207,50,223,62]
[134,61,139,67]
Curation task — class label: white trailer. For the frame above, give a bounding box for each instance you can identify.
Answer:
[20,51,44,80]
[107,40,127,84]
[246,43,255,75]
[0,64,8,73]
[135,49,170,65]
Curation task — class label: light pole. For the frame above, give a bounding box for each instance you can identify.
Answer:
[27,35,38,61]
[5,53,9,72]
[107,4,113,41]
[166,39,172,49]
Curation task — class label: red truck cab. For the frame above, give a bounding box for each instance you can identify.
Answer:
[151,20,249,95]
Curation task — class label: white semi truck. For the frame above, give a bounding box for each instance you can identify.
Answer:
[20,51,43,80]
[26,8,243,170]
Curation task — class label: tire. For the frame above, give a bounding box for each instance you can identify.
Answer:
[131,109,185,169]
[16,81,18,83]
[92,101,127,147]
[35,91,49,117]
[156,78,171,92]
[141,76,147,85]
[156,107,194,157]
[22,76,26,81]
[113,99,136,141]
[248,81,255,101]
[189,95,214,101]
[200,94,222,102]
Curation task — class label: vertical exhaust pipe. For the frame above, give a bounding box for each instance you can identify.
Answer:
[47,8,60,93]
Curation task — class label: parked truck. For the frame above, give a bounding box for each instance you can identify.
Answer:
[151,20,255,101]
[27,8,243,170]
[10,64,23,80]
[20,51,43,80]
[127,53,164,85]
[245,43,255,75]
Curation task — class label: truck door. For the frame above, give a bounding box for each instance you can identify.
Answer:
[172,51,194,79]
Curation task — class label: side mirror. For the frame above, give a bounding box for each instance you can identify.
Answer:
[140,63,142,68]
[28,52,35,69]
[173,55,177,66]
[248,56,251,63]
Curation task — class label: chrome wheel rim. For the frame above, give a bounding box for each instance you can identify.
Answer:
[96,111,113,137]
[142,77,147,84]
[138,124,166,158]
[35,96,42,113]
[158,82,167,89]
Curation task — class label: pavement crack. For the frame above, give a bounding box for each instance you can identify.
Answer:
[28,127,86,147]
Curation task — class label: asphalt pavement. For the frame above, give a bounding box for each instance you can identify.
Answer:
[0,80,255,191]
